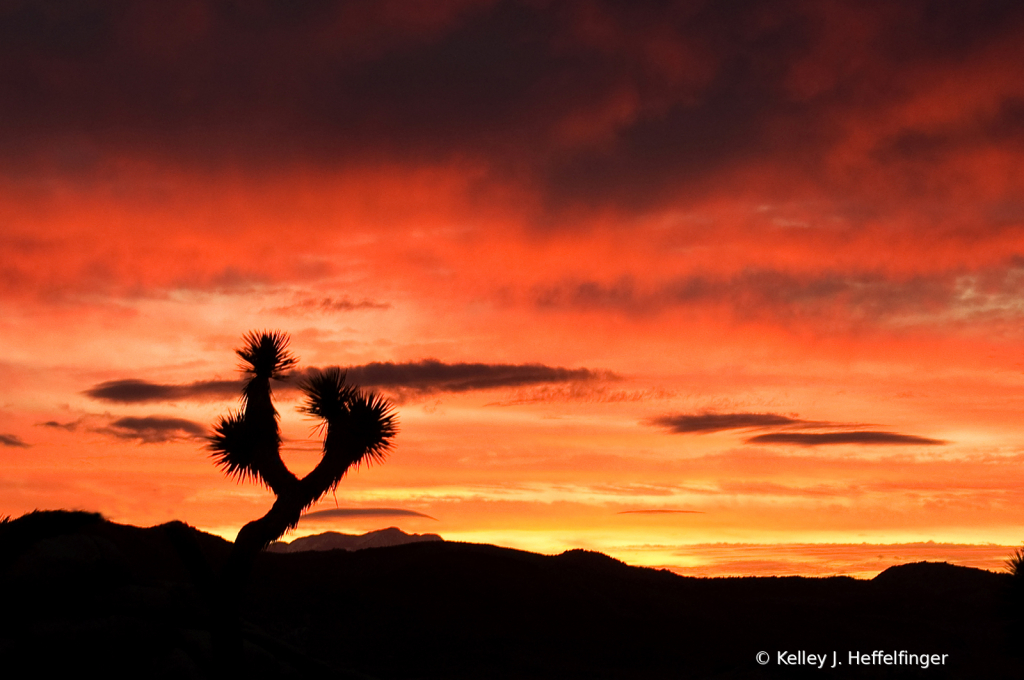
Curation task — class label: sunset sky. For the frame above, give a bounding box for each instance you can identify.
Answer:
[3,0,1024,577]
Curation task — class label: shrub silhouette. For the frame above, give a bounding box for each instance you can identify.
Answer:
[209,331,397,584]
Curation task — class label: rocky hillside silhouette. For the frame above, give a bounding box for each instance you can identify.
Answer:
[0,511,1018,678]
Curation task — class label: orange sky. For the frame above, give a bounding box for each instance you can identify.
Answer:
[3,0,1024,577]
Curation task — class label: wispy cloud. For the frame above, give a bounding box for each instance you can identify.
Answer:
[0,434,29,448]
[535,266,1024,327]
[268,296,391,315]
[656,543,1019,578]
[617,509,704,515]
[40,418,82,431]
[302,508,438,521]
[487,384,672,406]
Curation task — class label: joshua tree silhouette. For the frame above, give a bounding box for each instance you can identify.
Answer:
[209,330,397,584]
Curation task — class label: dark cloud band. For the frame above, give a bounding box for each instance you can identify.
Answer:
[746,432,945,447]
[342,360,608,393]
[5,0,1022,218]
[96,416,206,444]
[650,412,811,434]
[85,379,242,403]
[652,411,944,447]
[86,360,609,403]
[0,433,30,448]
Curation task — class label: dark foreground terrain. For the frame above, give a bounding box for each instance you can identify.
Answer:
[1,511,1019,679]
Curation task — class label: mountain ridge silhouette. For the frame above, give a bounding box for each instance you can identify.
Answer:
[0,511,1017,678]
[267,527,443,553]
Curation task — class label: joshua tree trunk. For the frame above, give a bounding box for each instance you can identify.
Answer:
[206,331,397,661]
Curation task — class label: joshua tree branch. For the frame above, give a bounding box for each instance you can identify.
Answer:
[242,374,300,496]
[211,333,397,591]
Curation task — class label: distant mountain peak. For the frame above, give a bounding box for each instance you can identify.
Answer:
[267,527,443,553]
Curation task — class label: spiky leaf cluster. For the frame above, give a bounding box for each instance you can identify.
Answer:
[299,367,359,422]
[301,367,398,470]
[236,330,297,380]
[209,410,257,483]
[341,390,399,466]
